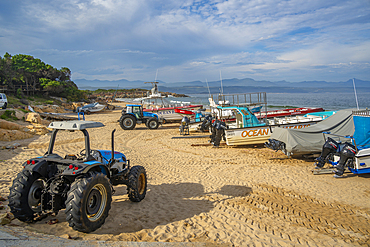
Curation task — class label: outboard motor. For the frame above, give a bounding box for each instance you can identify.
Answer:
[334,142,357,177]
[179,116,190,135]
[213,120,227,147]
[265,139,286,152]
[200,114,213,132]
[210,119,218,144]
[314,137,339,169]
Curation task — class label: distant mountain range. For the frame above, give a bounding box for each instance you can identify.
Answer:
[74,78,370,94]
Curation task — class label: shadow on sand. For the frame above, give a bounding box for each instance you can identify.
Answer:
[28,183,252,236]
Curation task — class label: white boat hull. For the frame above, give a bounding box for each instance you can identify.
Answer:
[145,106,203,121]
[225,121,318,146]
[78,103,105,113]
[352,149,370,174]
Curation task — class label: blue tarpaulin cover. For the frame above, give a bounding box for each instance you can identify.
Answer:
[352,115,370,150]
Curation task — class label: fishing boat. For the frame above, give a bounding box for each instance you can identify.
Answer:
[210,92,333,146]
[174,108,207,121]
[220,106,326,146]
[266,111,336,125]
[256,107,324,119]
[136,82,203,121]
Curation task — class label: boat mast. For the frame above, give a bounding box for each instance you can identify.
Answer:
[352,78,359,110]
[206,79,211,98]
[220,70,223,95]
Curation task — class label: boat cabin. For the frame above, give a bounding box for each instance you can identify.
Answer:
[216,105,266,128]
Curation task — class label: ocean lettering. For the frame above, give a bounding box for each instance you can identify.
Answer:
[241,128,269,138]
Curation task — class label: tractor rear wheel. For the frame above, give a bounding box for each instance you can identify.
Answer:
[8,170,45,222]
[119,115,136,130]
[65,172,112,233]
[127,166,147,202]
[147,118,159,130]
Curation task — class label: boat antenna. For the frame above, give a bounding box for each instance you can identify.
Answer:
[206,79,211,98]
[220,70,223,95]
[352,78,359,110]
[112,84,119,103]
[144,70,159,95]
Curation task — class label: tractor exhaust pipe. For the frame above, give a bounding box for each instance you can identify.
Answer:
[111,129,116,162]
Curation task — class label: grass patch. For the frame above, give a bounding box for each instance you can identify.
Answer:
[0,110,18,121]
[7,94,58,107]
[18,108,29,113]
[28,97,56,105]
[7,95,23,105]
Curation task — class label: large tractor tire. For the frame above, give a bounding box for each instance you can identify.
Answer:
[146,118,159,130]
[65,172,112,233]
[127,166,147,202]
[8,170,45,222]
[119,115,136,130]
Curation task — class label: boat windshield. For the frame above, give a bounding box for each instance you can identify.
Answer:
[240,109,250,116]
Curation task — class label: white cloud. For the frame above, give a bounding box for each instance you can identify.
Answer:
[1,0,369,83]
[277,41,370,67]
[23,0,146,31]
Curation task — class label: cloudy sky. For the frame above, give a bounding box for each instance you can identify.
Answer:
[1,0,369,84]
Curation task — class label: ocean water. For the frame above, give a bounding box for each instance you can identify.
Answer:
[174,92,370,111]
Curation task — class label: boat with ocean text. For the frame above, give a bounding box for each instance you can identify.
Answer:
[209,92,334,146]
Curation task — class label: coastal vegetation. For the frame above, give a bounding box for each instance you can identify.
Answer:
[0,52,84,102]
[0,53,186,107]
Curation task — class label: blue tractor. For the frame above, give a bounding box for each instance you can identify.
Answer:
[119,104,160,130]
[8,121,147,233]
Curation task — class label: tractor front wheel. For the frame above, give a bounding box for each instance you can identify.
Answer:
[147,118,159,130]
[8,170,45,222]
[127,166,147,202]
[119,115,136,130]
[65,172,112,233]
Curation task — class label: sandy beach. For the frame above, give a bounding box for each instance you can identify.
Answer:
[1,103,369,246]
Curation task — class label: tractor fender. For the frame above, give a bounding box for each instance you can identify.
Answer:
[23,159,51,178]
[62,162,110,178]
[122,113,137,118]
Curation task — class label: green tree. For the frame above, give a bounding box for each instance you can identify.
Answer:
[1,52,86,102]
[0,53,14,90]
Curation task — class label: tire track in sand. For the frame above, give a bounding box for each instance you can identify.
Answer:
[231,184,370,246]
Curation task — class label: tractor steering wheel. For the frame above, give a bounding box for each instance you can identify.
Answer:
[80,149,94,158]
[80,149,102,161]
[79,149,87,157]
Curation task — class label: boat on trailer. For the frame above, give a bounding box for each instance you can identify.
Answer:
[220,107,324,146]
[212,92,332,146]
